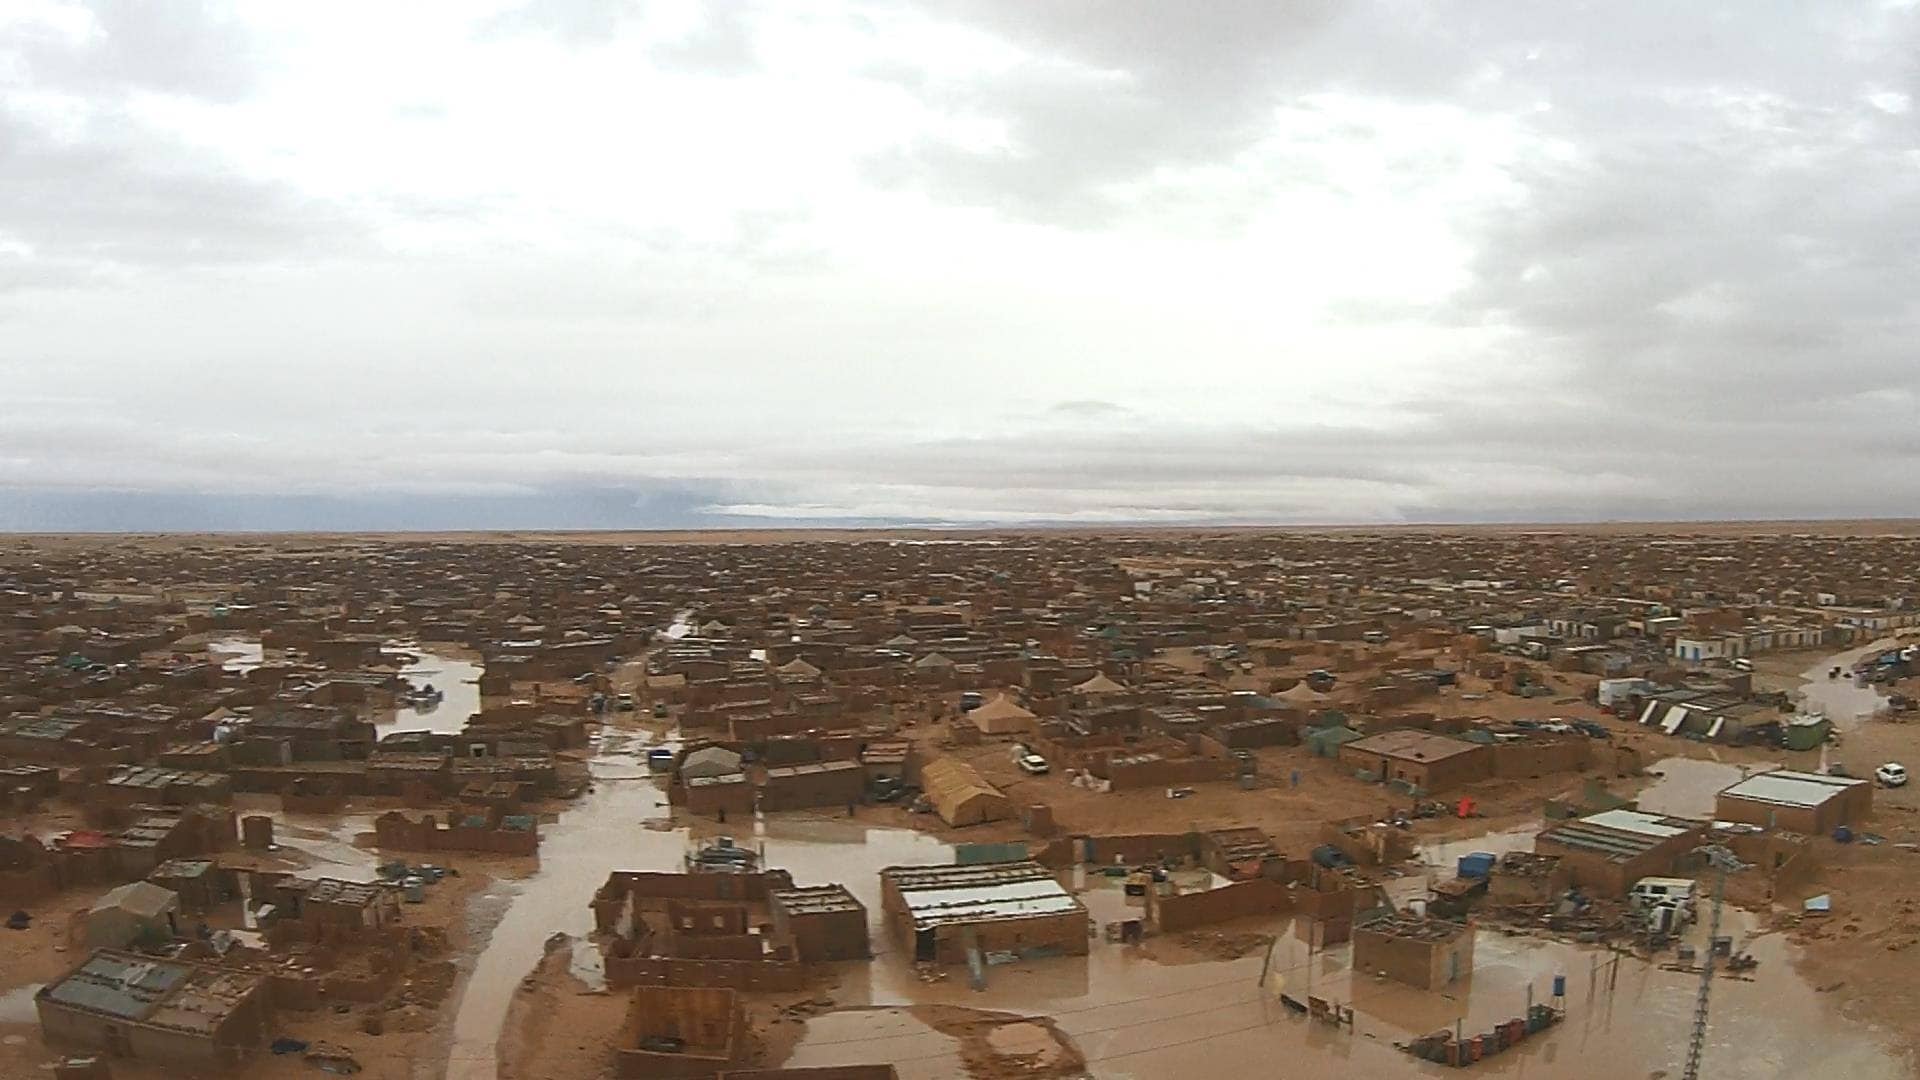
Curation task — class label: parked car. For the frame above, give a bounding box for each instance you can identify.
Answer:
[1875,762,1908,787]
[615,693,636,711]
[1017,753,1049,776]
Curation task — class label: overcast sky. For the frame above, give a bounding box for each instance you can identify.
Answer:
[4,1,1919,530]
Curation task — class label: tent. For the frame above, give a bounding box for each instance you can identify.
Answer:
[968,694,1037,735]
[681,746,745,780]
[776,657,822,679]
[1072,672,1127,696]
[1276,680,1329,706]
[919,758,1012,827]
[85,881,180,948]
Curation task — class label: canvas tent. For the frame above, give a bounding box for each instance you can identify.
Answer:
[919,757,1012,827]
[969,694,1037,735]
[776,657,822,679]
[85,881,180,948]
[1072,672,1127,696]
[1276,680,1330,706]
[681,746,745,780]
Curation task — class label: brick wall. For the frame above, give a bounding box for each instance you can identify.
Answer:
[603,955,805,992]
[1148,879,1293,932]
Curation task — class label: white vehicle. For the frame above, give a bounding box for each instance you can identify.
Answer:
[1876,762,1908,787]
[1017,753,1050,776]
[1628,876,1697,914]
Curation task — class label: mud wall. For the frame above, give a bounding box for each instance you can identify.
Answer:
[1490,740,1590,779]
[604,955,805,992]
[1077,834,1197,867]
[721,1060,898,1068]
[1148,879,1293,932]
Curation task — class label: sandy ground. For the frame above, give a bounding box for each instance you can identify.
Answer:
[11,519,1920,558]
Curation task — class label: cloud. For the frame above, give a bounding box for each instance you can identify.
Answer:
[6,2,1920,529]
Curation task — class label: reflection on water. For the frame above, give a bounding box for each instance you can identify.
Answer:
[430,708,1910,1080]
[383,644,484,737]
[1637,757,1761,819]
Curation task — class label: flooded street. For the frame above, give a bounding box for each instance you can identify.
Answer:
[1796,639,1897,729]
[384,644,484,737]
[420,717,1911,1080]
[785,900,1907,1080]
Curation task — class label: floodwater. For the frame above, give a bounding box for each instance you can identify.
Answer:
[1797,639,1897,729]
[206,637,263,673]
[422,757,1913,1080]
[787,900,1907,1080]
[383,644,483,737]
[1637,757,1764,819]
[438,758,956,1080]
[0,985,41,1024]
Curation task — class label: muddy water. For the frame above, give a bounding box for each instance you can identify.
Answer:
[787,899,1908,1080]
[1637,757,1764,819]
[1798,639,1897,729]
[0,985,40,1024]
[207,636,263,673]
[384,645,483,737]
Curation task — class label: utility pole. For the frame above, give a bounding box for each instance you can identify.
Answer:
[1682,844,1747,1080]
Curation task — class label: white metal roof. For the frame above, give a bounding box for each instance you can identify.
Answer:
[1583,809,1690,838]
[1719,769,1864,808]
[900,880,1081,928]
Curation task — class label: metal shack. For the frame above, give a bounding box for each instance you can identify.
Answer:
[880,860,1089,965]
[37,950,272,1068]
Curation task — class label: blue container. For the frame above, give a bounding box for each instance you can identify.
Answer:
[1552,974,1566,998]
[1457,852,1497,879]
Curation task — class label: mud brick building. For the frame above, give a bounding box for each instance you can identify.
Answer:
[757,760,866,812]
[880,861,1089,966]
[1533,809,1706,897]
[614,986,745,1078]
[1337,729,1493,793]
[1714,769,1872,834]
[1351,915,1476,989]
[768,885,869,962]
[37,950,272,1069]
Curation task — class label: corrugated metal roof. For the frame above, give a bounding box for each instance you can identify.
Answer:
[1583,810,1691,838]
[43,953,186,1021]
[1720,770,1865,808]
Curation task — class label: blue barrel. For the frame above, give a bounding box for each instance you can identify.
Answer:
[1552,974,1566,998]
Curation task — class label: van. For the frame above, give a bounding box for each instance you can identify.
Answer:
[1629,876,1697,912]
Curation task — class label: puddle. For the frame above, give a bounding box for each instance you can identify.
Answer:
[1637,757,1765,819]
[207,637,263,673]
[1797,641,1897,730]
[382,644,483,737]
[0,984,41,1024]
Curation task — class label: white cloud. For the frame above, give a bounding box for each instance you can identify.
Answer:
[5,1,1920,528]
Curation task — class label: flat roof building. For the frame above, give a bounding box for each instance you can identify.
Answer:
[768,884,869,962]
[37,950,272,1068]
[1337,729,1493,793]
[1534,809,1705,897]
[880,861,1088,966]
[1352,915,1476,989]
[1716,769,1872,834]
